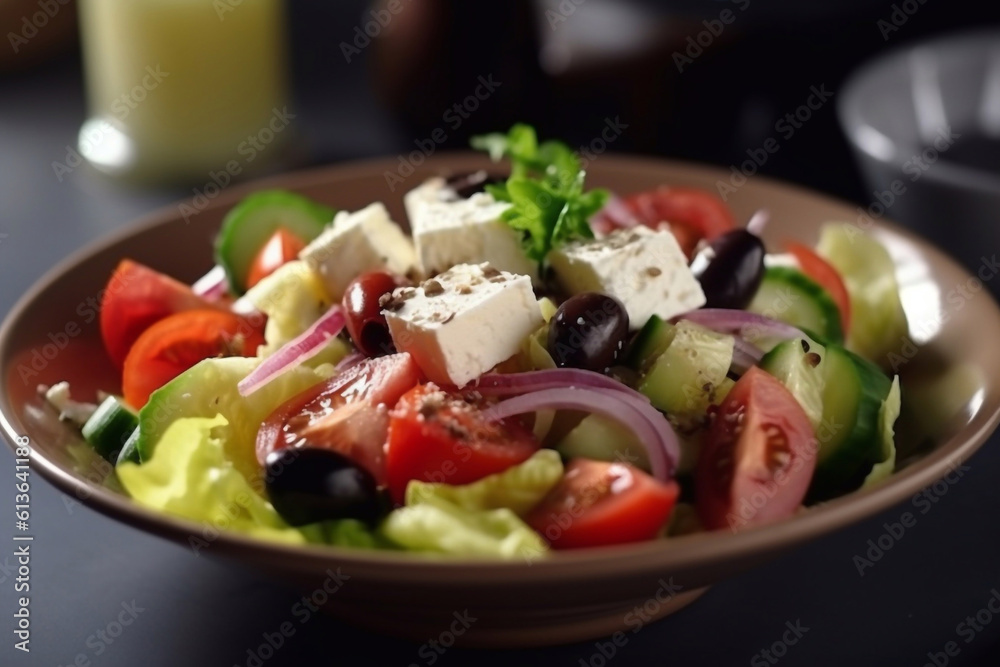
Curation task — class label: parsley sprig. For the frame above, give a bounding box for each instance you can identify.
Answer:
[471,124,608,263]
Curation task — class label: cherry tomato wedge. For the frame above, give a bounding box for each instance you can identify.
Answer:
[695,367,817,531]
[786,242,852,335]
[246,227,307,289]
[100,260,221,369]
[386,384,540,505]
[122,310,264,409]
[619,187,735,257]
[526,459,679,549]
[256,353,423,485]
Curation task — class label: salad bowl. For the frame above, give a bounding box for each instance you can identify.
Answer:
[3,152,999,647]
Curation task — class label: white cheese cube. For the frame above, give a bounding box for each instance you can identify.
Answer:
[403,177,458,222]
[405,180,538,283]
[548,227,706,330]
[299,202,417,301]
[383,263,543,386]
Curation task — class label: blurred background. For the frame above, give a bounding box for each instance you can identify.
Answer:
[2,0,999,234]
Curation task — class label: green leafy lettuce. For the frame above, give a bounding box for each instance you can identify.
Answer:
[471,124,608,262]
[378,451,562,558]
[863,376,902,487]
[119,415,386,548]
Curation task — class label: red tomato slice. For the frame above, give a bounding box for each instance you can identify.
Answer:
[695,367,817,531]
[256,353,423,485]
[385,384,540,505]
[526,459,679,549]
[246,227,307,289]
[100,260,221,369]
[621,187,735,256]
[122,310,265,409]
[786,242,852,335]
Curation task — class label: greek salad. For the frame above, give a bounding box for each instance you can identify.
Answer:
[47,124,907,558]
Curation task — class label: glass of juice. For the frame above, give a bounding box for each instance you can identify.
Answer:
[77,0,291,184]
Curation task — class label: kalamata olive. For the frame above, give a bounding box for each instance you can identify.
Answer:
[342,271,405,357]
[265,447,388,526]
[548,293,630,374]
[445,170,505,199]
[691,229,765,309]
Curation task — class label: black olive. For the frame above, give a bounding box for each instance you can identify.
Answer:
[691,229,766,309]
[445,171,505,199]
[548,293,630,374]
[265,447,388,526]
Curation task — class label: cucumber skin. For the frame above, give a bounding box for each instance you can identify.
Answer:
[81,396,139,462]
[215,190,335,294]
[625,316,674,372]
[750,267,844,345]
[809,347,890,500]
[761,340,891,501]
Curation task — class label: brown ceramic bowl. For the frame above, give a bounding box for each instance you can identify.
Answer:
[2,153,999,647]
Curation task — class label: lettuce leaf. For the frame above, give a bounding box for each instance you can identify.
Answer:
[379,494,547,559]
[863,376,902,487]
[405,449,563,516]
[119,415,310,544]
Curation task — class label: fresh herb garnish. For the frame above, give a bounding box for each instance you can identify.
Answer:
[470,124,608,262]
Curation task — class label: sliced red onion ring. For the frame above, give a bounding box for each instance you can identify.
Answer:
[238,306,346,397]
[472,369,649,403]
[675,309,806,349]
[192,265,229,301]
[590,194,639,235]
[746,209,770,236]
[731,336,765,375]
[484,387,678,483]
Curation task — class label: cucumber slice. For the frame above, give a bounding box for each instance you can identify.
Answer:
[215,190,335,294]
[116,427,141,466]
[81,396,139,462]
[137,357,330,487]
[625,316,675,373]
[816,224,908,367]
[556,414,652,473]
[748,266,843,344]
[760,338,893,500]
[638,320,734,432]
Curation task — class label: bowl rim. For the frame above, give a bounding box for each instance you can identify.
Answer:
[838,27,1000,195]
[3,151,999,581]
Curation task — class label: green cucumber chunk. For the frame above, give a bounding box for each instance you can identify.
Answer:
[749,266,843,344]
[638,320,734,432]
[556,414,652,473]
[81,396,138,462]
[625,315,675,373]
[215,190,335,294]
[760,338,893,500]
[116,427,141,466]
[816,224,909,367]
[137,357,331,488]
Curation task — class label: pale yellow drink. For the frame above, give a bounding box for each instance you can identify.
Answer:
[77,0,290,183]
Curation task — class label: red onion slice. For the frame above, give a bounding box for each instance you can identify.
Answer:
[746,209,770,236]
[675,309,806,350]
[192,265,229,301]
[472,369,649,403]
[731,336,765,375]
[484,387,678,483]
[237,306,346,397]
[334,350,366,373]
[590,194,640,236]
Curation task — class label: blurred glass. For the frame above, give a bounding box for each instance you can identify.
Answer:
[77,0,291,184]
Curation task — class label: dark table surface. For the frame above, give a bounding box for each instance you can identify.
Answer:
[4,30,1000,667]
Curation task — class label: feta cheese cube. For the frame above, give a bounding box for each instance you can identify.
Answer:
[299,202,417,301]
[548,227,706,329]
[405,179,538,283]
[383,263,543,386]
